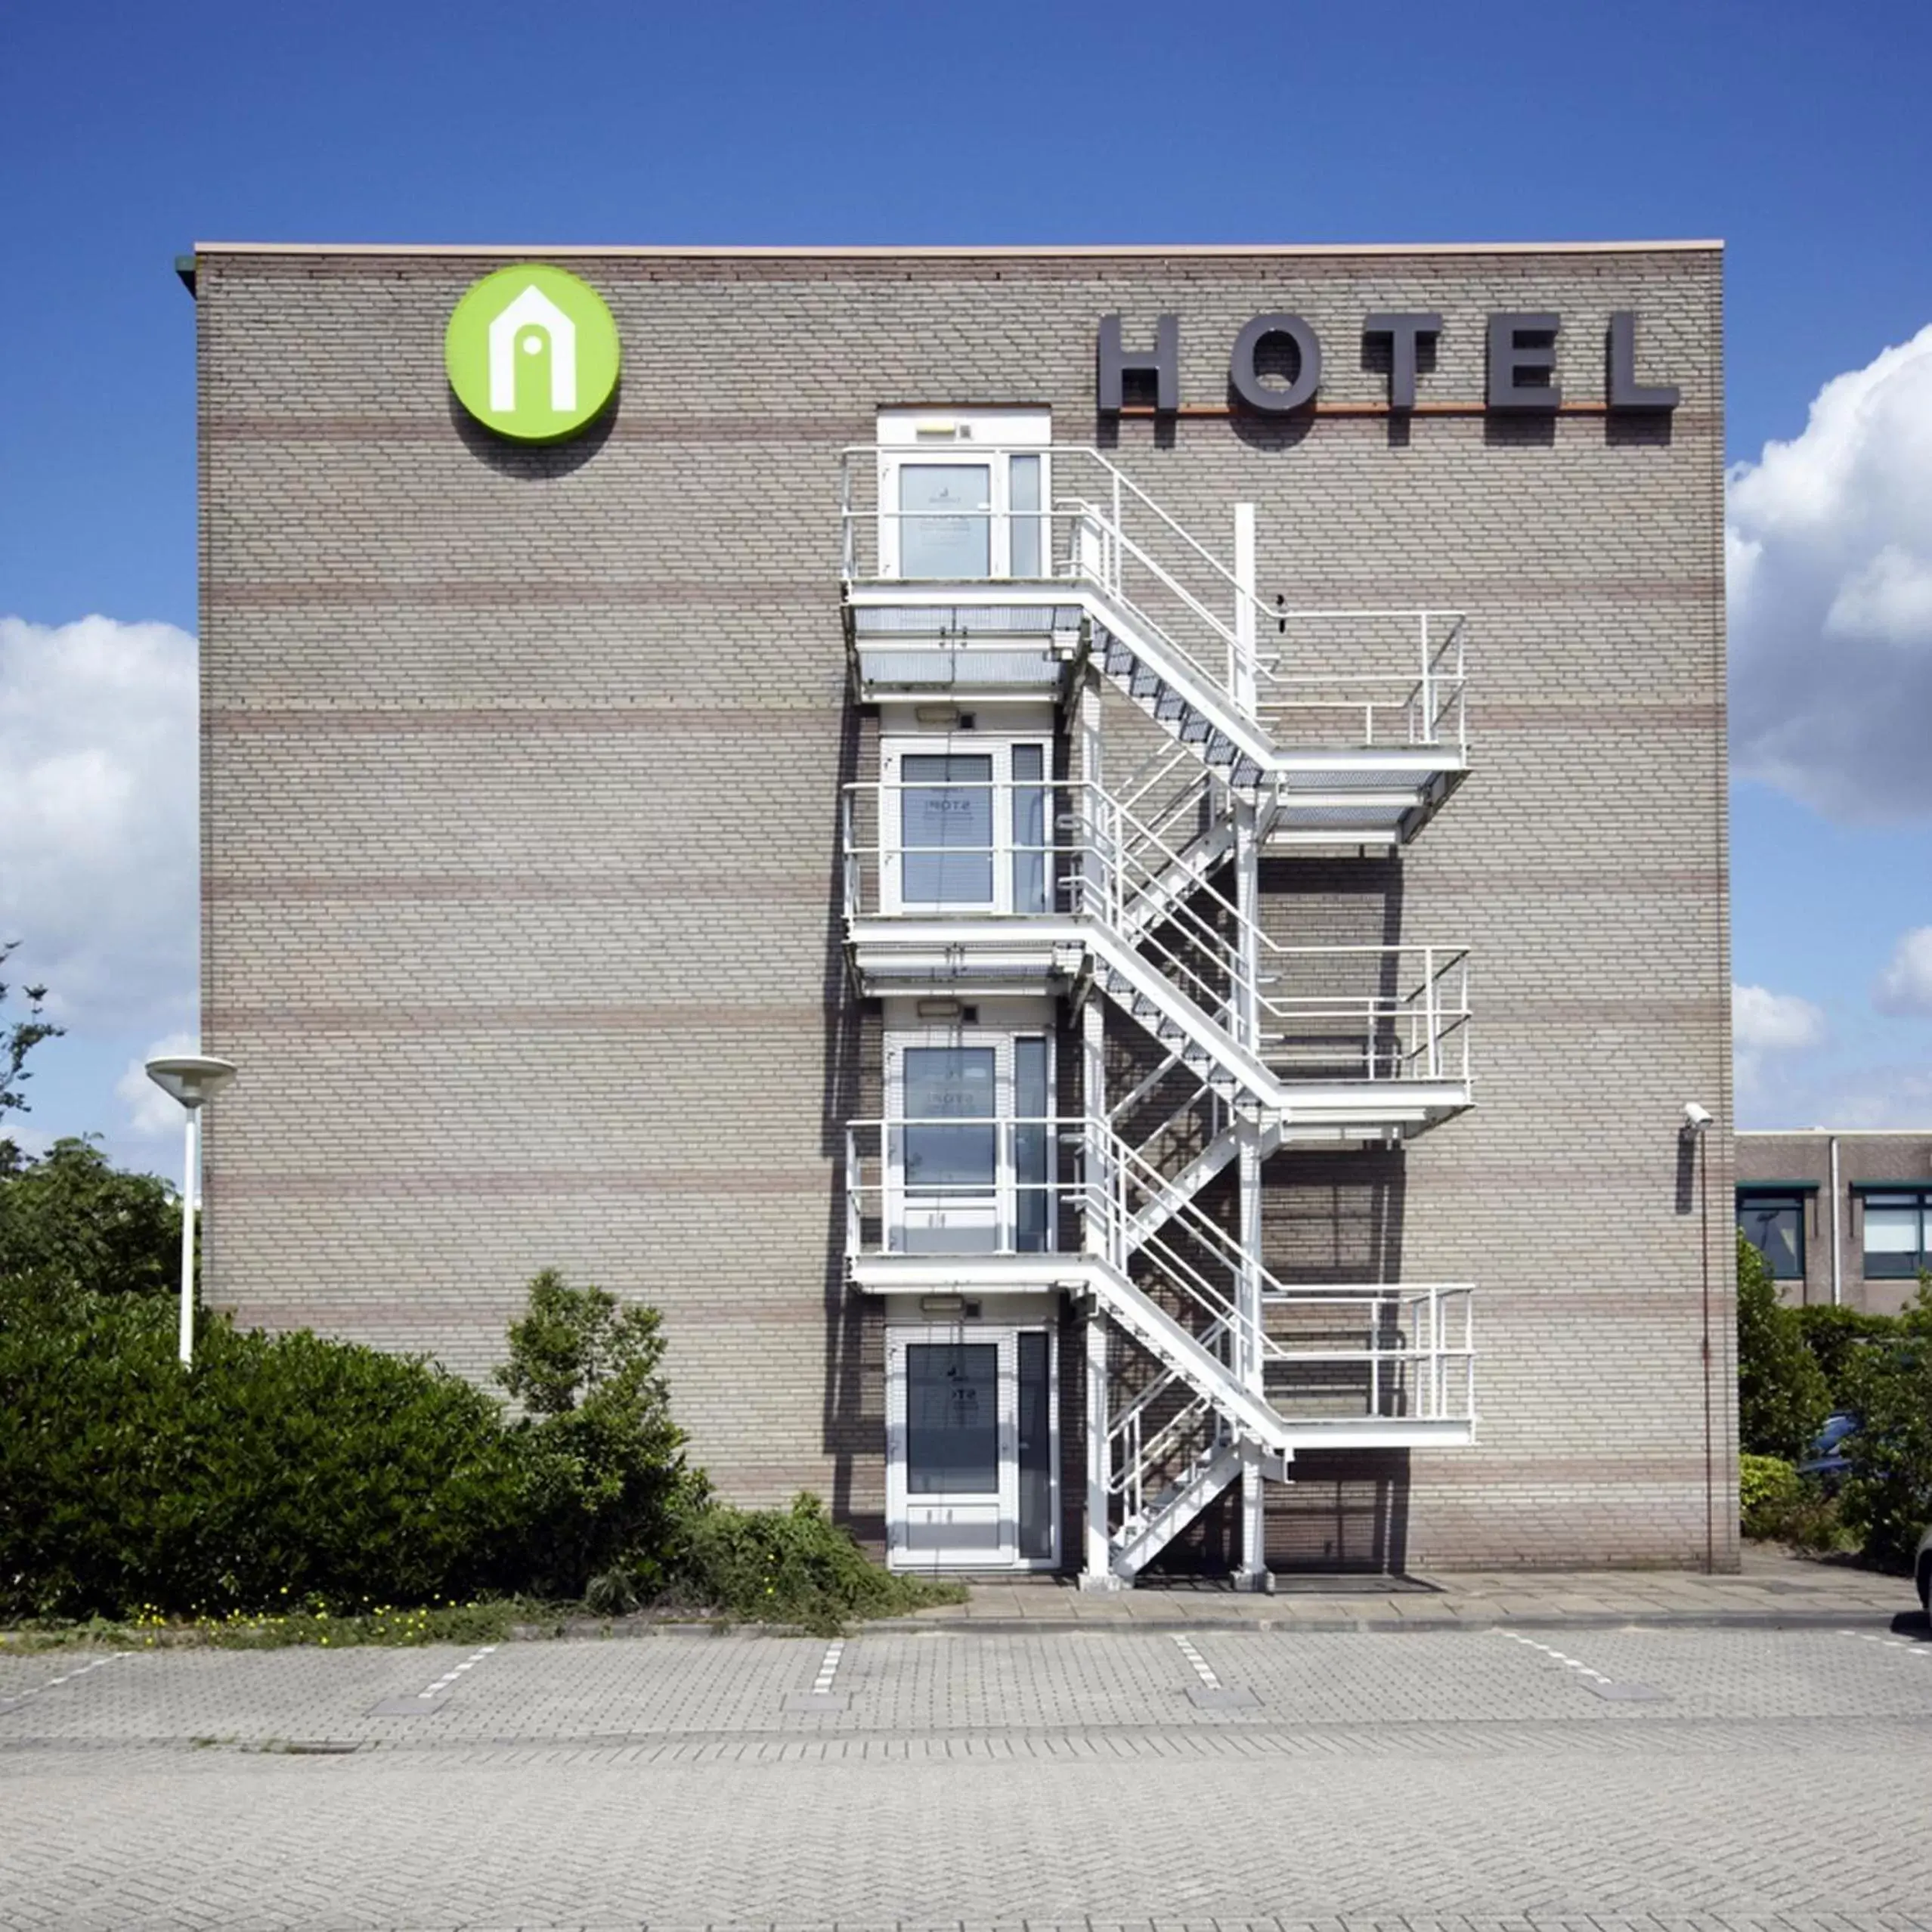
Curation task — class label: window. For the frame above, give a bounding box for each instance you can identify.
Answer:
[1737,1189,1806,1280]
[1861,1190,1932,1280]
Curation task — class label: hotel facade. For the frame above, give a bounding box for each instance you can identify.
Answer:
[190,240,1735,1579]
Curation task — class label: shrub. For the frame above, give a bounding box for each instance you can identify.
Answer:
[496,1268,695,1598]
[1737,1454,1845,1551]
[1736,1232,1830,1460]
[0,1278,528,1620]
[1837,1280,1932,1571]
[1792,1303,1902,1407]
[673,1492,962,1634]
[1738,1454,1800,1528]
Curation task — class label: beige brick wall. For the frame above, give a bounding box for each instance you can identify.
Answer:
[197,244,1733,1568]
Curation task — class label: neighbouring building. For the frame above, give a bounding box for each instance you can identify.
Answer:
[1738,1130,1932,1314]
[186,239,1734,1579]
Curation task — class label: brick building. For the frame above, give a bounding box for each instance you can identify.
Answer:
[188,240,1735,1578]
[1738,1130,1932,1314]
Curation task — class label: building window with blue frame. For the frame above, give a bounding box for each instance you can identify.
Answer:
[1737,1187,1807,1280]
[1859,1190,1932,1280]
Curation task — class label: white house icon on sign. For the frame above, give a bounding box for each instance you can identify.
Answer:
[487,285,577,414]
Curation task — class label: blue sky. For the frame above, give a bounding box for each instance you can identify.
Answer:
[5,0,1932,1169]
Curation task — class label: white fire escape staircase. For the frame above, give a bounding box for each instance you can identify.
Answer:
[838,444,1478,1583]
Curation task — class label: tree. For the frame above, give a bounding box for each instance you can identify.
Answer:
[496,1268,694,1595]
[0,1136,181,1296]
[1736,1230,1830,1460]
[0,943,64,1176]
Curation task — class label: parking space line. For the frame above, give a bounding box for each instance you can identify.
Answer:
[1172,1633,1259,1711]
[1494,1628,1667,1702]
[1839,1628,1930,1655]
[368,1644,497,1717]
[783,1637,852,1714]
[0,1652,130,1717]
[1171,1633,1221,1689]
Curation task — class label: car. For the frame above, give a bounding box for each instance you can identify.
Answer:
[1918,1524,1931,1619]
[1797,1410,1861,1491]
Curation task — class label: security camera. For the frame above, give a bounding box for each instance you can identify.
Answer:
[1682,1101,1713,1129]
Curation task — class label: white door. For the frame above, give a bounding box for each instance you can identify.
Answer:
[875,435,1050,581]
[880,737,1051,917]
[885,1032,1054,1255]
[887,1326,1059,1571]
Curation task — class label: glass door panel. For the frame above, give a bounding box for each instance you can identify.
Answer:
[1010,744,1048,915]
[906,1343,1000,1496]
[899,754,994,907]
[1013,1037,1051,1254]
[1015,1332,1054,1560]
[897,1046,998,1253]
[899,463,992,578]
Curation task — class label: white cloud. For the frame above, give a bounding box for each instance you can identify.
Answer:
[1733,983,1827,1054]
[1733,983,1828,1116]
[1874,926,1932,1017]
[115,1031,201,1142]
[0,615,197,1033]
[1728,321,1932,821]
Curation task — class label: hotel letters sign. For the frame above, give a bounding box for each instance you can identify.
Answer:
[1096,311,1680,416]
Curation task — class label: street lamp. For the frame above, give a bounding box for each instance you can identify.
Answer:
[144,1054,237,1367]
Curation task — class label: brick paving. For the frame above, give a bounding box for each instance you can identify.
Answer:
[5,1612,1932,1930]
[894,1547,1918,1629]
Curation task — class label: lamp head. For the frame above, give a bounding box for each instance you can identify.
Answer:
[144,1054,238,1112]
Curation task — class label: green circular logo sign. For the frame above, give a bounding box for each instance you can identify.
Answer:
[444,264,620,442]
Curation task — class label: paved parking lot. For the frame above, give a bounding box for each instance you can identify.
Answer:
[4,1620,1930,1930]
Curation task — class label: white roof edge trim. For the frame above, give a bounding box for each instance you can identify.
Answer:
[190,238,1726,259]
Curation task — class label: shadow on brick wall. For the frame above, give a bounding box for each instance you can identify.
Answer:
[819,703,878,1540]
[445,385,621,477]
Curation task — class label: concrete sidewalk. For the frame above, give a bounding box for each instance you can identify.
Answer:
[887,1547,1927,1632]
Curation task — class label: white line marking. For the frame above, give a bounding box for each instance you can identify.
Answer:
[0,1652,131,1713]
[1494,1628,1614,1685]
[1838,1630,1929,1655]
[415,1644,497,1701]
[1172,1633,1221,1691]
[811,1639,845,1695]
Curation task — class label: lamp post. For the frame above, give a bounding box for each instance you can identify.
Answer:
[144,1055,237,1367]
[1683,1101,1714,1574]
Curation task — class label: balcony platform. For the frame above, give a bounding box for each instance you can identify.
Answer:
[849,1252,1082,1297]
[845,584,1085,704]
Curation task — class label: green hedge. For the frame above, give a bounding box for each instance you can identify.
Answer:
[1838,1286,1932,1571]
[0,1278,531,1619]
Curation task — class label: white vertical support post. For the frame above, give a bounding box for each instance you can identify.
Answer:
[1233,780,1269,1590]
[1425,945,1440,1079]
[1231,506,1269,1588]
[1076,661,1119,1590]
[1419,611,1432,743]
[1082,1308,1115,1587]
[178,1106,198,1367]
[1232,503,1257,712]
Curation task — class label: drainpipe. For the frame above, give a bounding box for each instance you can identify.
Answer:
[1829,1135,1842,1308]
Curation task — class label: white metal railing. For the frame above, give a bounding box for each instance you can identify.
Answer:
[842,776,1473,1088]
[844,1115,1069,1261]
[844,1110,1477,1437]
[838,444,1469,756]
[1107,1389,1224,1529]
